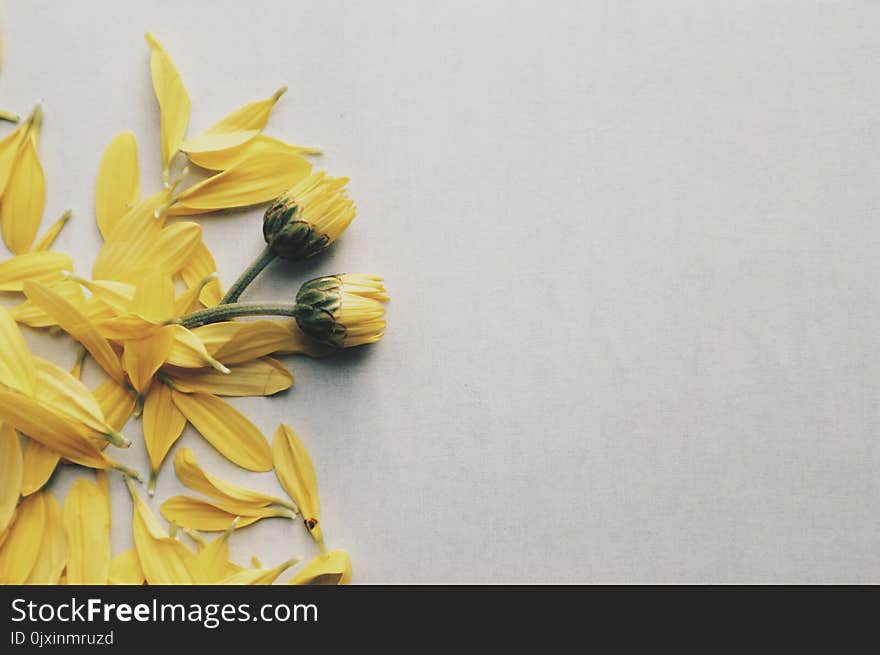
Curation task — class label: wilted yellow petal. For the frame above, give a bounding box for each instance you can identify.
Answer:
[165,324,229,372]
[34,357,127,446]
[23,280,124,382]
[167,358,293,397]
[143,382,186,484]
[171,392,272,471]
[93,378,136,432]
[0,423,22,533]
[0,388,117,471]
[196,320,299,364]
[159,495,285,531]
[127,479,195,584]
[181,87,286,154]
[273,424,322,543]
[168,151,311,215]
[185,134,319,171]
[173,447,291,507]
[32,209,71,251]
[20,439,59,496]
[109,548,144,585]
[92,187,172,279]
[24,491,66,584]
[2,136,45,254]
[0,305,36,396]
[64,477,111,584]
[122,327,175,393]
[191,525,242,583]
[0,251,73,292]
[218,557,299,585]
[9,280,86,328]
[0,492,44,583]
[180,241,224,307]
[146,33,190,182]
[96,132,140,238]
[288,550,352,585]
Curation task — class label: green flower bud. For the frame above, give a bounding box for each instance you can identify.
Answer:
[263,172,355,261]
[293,274,388,348]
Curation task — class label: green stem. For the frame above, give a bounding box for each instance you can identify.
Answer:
[0,110,19,123]
[220,245,277,304]
[177,301,297,328]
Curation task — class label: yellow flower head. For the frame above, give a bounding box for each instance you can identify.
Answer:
[292,274,388,348]
[262,172,355,261]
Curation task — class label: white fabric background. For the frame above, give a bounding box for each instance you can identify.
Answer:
[2,0,879,583]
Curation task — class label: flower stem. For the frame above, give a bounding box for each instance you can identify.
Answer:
[220,245,277,304]
[0,110,19,123]
[177,301,297,328]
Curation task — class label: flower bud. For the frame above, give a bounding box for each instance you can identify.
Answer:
[293,274,388,348]
[262,172,355,261]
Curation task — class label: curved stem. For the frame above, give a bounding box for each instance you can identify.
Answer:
[177,301,298,328]
[220,245,277,305]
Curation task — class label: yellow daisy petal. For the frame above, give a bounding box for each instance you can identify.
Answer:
[24,491,66,584]
[180,240,224,307]
[273,424,322,543]
[159,495,286,532]
[63,478,111,584]
[93,378,136,432]
[1,136,45,254]
[66,276,134,314]
[143,382,186,487]
[145,33,190,182]
[165,324,229,372]
[185,134,319,171]
[191,525,242,583]
[217,557,299,585]
[9,280,86,328]
[0,251,72,292]
[32,209,72,251]
[195,319,300,364]
[22,280,125,383]
[167,357,293,397]
[181,86,286,154]
[171,392,272,471]
[96,132,140,239]
[173,447,291,507]
[0,492,44,584]
[0,305,36,396]
[20,439,59,497]
[0,423,22,534]
[288,550,352,585]
[132,271,175,322]
[168,151,311,215]
[0,118,29,196]
[122,327,175,394]
[109,548,144,585]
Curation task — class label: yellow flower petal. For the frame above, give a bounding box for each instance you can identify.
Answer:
[0,388,115,471]
[9,280,85,327]
[32,208,72,251]
[145,33,190,182]
[143,382,186,483]
[181,86,286,154]
[128,479,196,584]
[0,305,36,396]
[24,491,66,584]
[273,424,322,543]
[20,439,59,496]
[218,557,299,585]
[96,132,140,239]
[132,271,175,322]
[288,550,352,585]
[0,492,44,583]
[195,319,300,364]
[185,134,319,171]
[0,118,28,196]
[0,251,73,291]
[0,423,22,534]
[93,378,136,432]
[167,357,293,397]
[191,526,242,583]
[109,548,144,585]
[171,392,272,471]
[34,356,127,446]
[173,447,290,507]
[23,280,125,383]
[127,221,202,280]
[94,314,160,341]
[180,240,224,307]
[159,495,283,532]
[165,324,229,372]
[92,187,172,279]
[122,326,175,393]
[67,275,134,314]
[63,477,111,584]
[168,151,311,215]
[1,136,45,254]
[174,272,217,316]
